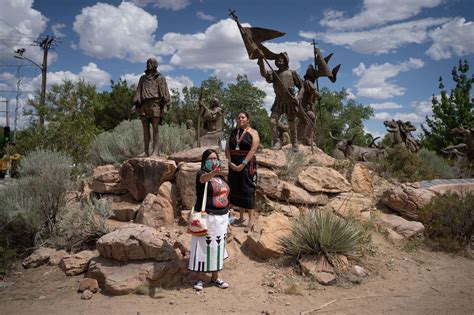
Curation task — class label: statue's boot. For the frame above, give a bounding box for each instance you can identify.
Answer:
[150,139,160,156]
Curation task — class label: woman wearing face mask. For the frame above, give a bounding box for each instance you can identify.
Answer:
[226,111,260,231]
[189,149,230,291]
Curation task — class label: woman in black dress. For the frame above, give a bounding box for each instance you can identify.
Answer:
[226,111,260,230]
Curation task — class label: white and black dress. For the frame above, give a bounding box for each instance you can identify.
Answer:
[188,170,229,272]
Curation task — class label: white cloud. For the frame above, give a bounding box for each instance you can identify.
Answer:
[253,80,275,112]
[165,75,194,92]
[127,0,190,10]
[373,111,424,122]
[353,58,424,99]
[320,0,444,30]
[369,102,403,110]
[411,96,438,117]
[0,0,53,65]
[51,23,66,38]
[345,89,357,101]
[158,19,313,81]
[197,11,215,21]
[426,17,474,60]
[300,18,450,55]
[120,73,141,86]
[73,2,160,62]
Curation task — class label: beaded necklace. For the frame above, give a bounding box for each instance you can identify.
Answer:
[235,127,249,150]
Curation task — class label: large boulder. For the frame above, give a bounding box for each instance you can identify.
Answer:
[175,162,200,209]
[59,250,98,276]
[349,163,374,198]
[377,213,425,238]
[255,149,286,169]
[299,146,337,167]
[257,168,280,196]
[87,256,190,295]
[297,166,352,193]
[168,146,220,164]
[322,192,373,221]
[134,182,175,228]
[99,194,141,222]
[90,165,127,195]
[268,181,328,205]
[120,157,176,201]
[96,224,182,262]
[381,184,437,220]
[263,197,300,217]
[243,212,292,259]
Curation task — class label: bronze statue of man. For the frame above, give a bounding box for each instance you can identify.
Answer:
[297,64,320,146]
[133,58,170,156]
[201,97,223,133]
[258,52,302,151]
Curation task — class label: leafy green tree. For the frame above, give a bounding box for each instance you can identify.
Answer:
[315,88,374,153]
[422,59,474,152]
[95,79,136,131]
[223,75,271,146]
[20,79,100,163]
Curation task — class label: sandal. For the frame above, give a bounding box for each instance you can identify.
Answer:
[232,218,246,226]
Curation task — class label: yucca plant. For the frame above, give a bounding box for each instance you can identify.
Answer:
[280,210,367,268]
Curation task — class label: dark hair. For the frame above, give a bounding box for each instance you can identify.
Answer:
[200,149,220,170]
[237,111,250,119]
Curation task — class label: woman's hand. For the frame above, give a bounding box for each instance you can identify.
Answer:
[234,163,245,172]
[228,162,237,171]
[210,166,225,177]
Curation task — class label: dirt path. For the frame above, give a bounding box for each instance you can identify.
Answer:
[1,233,473,315]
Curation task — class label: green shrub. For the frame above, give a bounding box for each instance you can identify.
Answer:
[0,149,74,247]
[373,146,454,182]
[50,198,113,251]
[89,119,193,165]
[277,150,305,181]
[418,192,474,252]
[280,210,368,268]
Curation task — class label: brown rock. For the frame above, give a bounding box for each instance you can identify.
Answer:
[255,149,286,169]
[269,181,328,205]
[59,250,98,276]
[243,212,291,259]
[22,247,56,268]
[175,162,200,209]
[179,210,191,226]
[87,256,190,295]
[428,182,474,195]
[298,166,352,193]
[81,289,94,300]
[299,255,336,285]
[303,146,337,167]
[381,184,436,220]
[135,183,175,228]
[349,163,374,197]
[48,250,68,266]
[78,278,99,293]
[90,165,127,194]
[377,212,425,238]
[168,146,220,164]
[322,192,373,220]
[99,194,140,222]
[257,167,280,196]
[96,224,181,262]
[120,157,176,201]
[263,197,300,217]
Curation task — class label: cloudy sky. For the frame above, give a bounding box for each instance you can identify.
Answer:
[0,0,473,137]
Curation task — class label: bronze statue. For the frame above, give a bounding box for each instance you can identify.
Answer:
[384,119,420,153]
[451,127,474,162]
[199,97,224,147]
[297,64,320,146]
[133,58,170,156]
[201,97,223,133]
[186,119,197,148]
[277,119,290,146]
[257,52,302,151]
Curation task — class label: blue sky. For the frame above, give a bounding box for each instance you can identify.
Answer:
[0,0,473,138]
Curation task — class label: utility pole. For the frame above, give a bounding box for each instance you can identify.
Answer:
[14,36,57,129]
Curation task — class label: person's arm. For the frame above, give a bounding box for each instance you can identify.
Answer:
[235,129,260,172]
[226,131,237,171]
[257,58,273,83]
[199,167,224,183]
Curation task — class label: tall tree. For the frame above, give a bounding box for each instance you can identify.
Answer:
[95,79,136,131]
[422,59,474,152]
[315,88,374,153]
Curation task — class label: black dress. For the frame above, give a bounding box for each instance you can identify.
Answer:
[228,128,257,209]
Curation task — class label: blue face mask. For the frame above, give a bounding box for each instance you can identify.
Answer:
[204,160,220,172]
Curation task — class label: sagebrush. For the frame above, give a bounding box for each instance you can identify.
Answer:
[277,149,305,181]
[89,119,193,165]
[419,192,474,253]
